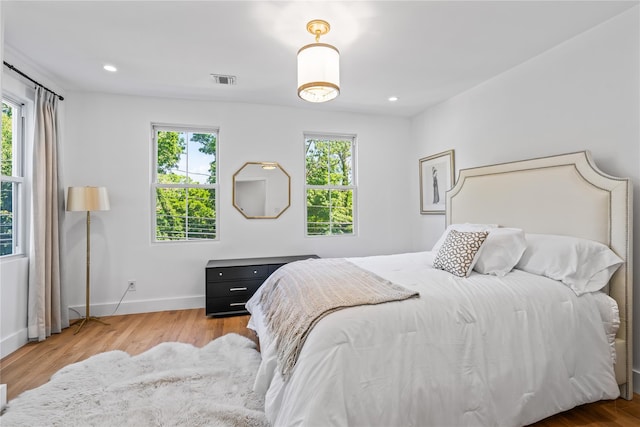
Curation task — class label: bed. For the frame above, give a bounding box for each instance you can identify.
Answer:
[246,151,633,426]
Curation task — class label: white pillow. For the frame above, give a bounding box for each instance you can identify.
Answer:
[433,230,489,277]
[473,228,527,276]
[432,223,498,253]
[515,234,623,295]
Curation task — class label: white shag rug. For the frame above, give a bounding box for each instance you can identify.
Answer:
[1,333,268,427]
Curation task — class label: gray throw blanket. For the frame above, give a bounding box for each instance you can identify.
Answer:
[258,258,419,379]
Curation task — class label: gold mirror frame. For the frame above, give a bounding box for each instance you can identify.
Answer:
[232,162,291,219]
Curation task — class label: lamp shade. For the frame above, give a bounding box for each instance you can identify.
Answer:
[66,186,110,212]
[297,42,340,103]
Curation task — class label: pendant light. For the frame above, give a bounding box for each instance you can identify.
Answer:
[297,20,340,103]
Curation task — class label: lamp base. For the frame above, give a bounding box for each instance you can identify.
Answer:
[72,316,110,335]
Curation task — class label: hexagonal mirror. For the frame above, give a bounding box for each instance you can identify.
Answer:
[232,162,291,219]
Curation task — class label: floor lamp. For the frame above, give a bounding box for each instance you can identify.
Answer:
[66,186,110,334]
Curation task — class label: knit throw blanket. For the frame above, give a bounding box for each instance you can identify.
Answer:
[258,258,419,379]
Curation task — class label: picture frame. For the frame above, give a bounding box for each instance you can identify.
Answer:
[419,149,455,214]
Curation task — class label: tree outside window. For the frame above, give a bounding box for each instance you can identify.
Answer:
[1,100,24,256]
[152,125,218,242]
[305,135,356,236]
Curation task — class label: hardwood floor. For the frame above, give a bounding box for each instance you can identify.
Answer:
[1,308,638,426]
[0,309,257,403]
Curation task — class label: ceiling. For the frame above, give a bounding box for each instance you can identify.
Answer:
[3,1,637,117]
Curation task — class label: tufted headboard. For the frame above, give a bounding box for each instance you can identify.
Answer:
[446,151,633,399]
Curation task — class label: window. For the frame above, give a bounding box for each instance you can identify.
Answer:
[305,133,356,236]
[1,99,25,256]
[152,124,218,242]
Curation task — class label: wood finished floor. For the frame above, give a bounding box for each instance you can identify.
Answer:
[1,308,638,426]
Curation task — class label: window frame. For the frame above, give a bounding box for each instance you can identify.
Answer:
[1,97,26,258]
[304,132,358,237]
[0,94,28,260]
[150,123,219,243]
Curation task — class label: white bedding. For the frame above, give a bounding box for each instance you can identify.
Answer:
[246,251,620,427]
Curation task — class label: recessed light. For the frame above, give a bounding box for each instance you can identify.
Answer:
[388,96,398,102]
[103,64,117,72]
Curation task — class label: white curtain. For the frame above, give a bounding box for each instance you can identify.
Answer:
[27,87,68,341]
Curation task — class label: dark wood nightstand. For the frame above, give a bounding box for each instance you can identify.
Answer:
[205,255,318,316]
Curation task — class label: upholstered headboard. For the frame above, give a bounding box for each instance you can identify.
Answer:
[446,151,633,399]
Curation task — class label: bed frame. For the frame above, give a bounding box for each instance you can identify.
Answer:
[446,151,633,399]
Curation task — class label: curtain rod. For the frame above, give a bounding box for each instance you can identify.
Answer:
[3,61,64,101]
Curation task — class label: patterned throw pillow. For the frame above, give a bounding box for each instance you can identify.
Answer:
[433,229,489,277]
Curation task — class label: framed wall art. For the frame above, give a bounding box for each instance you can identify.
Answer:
[419,149,454,214]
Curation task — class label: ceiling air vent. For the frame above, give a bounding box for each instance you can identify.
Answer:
[211,74,237,85]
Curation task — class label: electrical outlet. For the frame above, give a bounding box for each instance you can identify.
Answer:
[127,280,136,292]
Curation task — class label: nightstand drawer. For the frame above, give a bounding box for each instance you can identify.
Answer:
[205,255,318,317]
[206,279,263,298]
[206,296,251,315]
[206,265,269,282]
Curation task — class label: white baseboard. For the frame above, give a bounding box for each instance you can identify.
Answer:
[634,369,640,395]
[0,328,28,359]
[68,295,204,319]
[1,384,6,410]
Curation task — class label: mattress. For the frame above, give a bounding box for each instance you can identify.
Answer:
[246,251,620,426]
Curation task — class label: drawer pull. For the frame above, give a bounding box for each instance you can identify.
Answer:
[229,287,247,292]
[219,272,223,276]
[229,302,245,307]
[253,270,258,274]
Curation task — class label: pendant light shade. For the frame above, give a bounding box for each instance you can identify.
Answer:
[297,20,340,103]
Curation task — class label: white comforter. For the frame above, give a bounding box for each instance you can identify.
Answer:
[246,252,619,427]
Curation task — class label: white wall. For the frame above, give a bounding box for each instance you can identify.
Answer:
[61,93,412,317]
[0,73,33,358]
[409,7,639,392]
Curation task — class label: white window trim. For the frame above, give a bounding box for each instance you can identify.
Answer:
[304,132,358,237]
[150,123,219,243]
[1,96,27,259]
